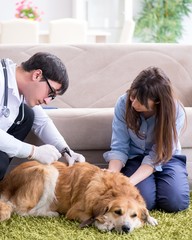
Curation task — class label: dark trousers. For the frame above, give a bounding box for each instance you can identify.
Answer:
[121,155,190,212]
[0,104,34,180]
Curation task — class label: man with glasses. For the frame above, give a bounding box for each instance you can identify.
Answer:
[0,52,85,180]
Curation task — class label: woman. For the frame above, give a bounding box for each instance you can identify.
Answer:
[103,66,189,212]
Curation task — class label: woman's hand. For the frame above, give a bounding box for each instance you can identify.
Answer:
[129,164,154,185]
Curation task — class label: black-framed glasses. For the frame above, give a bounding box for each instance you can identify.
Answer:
[43,75,57,100]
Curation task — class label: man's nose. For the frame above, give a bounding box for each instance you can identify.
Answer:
[44,97,52,105]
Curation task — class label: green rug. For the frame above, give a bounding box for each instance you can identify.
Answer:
[0,195,192,240]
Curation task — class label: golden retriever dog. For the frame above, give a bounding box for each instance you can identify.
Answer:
[0,161,157,233]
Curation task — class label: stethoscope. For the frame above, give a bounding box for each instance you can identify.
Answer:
[1,59,25,124]
[1,59,10,118]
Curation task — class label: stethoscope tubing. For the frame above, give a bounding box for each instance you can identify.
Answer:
[1,59,24,123]
[1,59,8,107]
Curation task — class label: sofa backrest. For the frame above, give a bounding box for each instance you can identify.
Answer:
[0,44,192,108]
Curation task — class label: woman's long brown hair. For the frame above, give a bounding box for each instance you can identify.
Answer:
[125,67,178,164]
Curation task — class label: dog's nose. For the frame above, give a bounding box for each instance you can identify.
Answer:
[122,225,130,233]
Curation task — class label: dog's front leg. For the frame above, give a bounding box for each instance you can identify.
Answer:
[66,202,91,223]
[147,215,158,226]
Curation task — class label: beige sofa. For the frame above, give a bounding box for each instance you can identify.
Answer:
[0,43,192,187]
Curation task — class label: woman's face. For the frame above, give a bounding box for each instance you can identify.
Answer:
[130,95,156,113]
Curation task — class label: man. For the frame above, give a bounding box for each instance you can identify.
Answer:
[0,52,85,180]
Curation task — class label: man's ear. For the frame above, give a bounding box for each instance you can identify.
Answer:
[32,69,43,82]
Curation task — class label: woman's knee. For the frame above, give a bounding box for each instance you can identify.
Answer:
[157,190,190,212]
[156,156,190,212]
[142,194,156,211]
[136,178,156,210]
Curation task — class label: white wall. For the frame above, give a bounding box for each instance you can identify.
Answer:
[1,0,191,43]
[0,0,134,42]
[72,0,128,43]
[0,0,72,31]
[179,9,192,44]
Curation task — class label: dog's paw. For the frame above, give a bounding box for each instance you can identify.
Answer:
[46,211,59,217]
[147,216,158,226]
[0,201,12,221]
[94,216,114,232]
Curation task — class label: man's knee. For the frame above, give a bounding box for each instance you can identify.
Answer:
[0,152,10,180]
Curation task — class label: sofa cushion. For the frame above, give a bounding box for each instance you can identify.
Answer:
[27,106,191,150]
[26,108,113,150]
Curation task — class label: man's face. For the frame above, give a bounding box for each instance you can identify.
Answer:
[23,70,61,107]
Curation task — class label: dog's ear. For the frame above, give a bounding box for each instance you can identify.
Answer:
[140,208,157,224]
[94,215,107,224]
[134,192,147,206]
[92,204,109,219]
[141,208,158,226]
[140,208,149,223]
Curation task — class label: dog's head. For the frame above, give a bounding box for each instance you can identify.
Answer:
[81,170,157,233]
[93,198,154,233]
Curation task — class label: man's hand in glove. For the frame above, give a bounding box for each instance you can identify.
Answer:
[28,144,61,164]
[61,147,85,166]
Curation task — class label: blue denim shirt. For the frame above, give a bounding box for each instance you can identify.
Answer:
[103,93,185,171]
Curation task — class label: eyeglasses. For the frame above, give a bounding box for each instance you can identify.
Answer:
[43,75,57,100]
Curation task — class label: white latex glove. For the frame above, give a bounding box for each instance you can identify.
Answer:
[62,148,85,166]
[28,144,61,164]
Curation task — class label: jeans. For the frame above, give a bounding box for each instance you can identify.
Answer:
[121,155,190,212]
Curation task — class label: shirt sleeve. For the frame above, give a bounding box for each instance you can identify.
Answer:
[31,106,68,152]
[142,145,162,171]
[0,129,32,158]
[103,94,130,166]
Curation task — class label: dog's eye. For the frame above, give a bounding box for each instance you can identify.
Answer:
[114,209,122,215]
[131,213,137,218]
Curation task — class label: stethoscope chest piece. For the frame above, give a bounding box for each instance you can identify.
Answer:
[2,106,10,118]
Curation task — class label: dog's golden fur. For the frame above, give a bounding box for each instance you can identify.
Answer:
[0,161,157,233]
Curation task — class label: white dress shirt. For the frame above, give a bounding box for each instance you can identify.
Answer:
[0,58,67,158]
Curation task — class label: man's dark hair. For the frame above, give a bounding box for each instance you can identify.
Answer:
[21,52,69,95]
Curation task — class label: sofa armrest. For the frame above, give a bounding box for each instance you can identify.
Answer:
[180,107,192,148]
